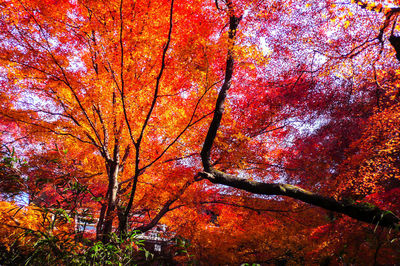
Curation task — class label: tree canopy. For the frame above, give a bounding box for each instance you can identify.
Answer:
[0,0,400,264]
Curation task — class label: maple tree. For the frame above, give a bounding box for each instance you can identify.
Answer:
[0,0,400,264]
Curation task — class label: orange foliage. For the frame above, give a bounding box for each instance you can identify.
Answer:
[0,201,76,254]
[0,0,400,264]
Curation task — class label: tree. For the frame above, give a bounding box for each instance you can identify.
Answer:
[1,0,220,241]
[197,0,400,227]
[0,0,400,263]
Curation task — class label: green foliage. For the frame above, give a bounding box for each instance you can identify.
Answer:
[0,202,152,266]
[1,230,152,265]
[0,146,26,196]
[173,236,196,264]
[76,232,148,266]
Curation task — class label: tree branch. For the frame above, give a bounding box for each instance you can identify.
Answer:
[135,179,193,233]
[198,171,400,228]
[198,2,400,229]
[121,0,175,230]
[200,8,241,171]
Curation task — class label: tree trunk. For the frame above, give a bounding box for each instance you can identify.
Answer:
[99,161,119,242]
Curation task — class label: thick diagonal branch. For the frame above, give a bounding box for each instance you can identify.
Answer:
[199,5,399,229]
[200,12,241,171]
[198,171,399,228]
